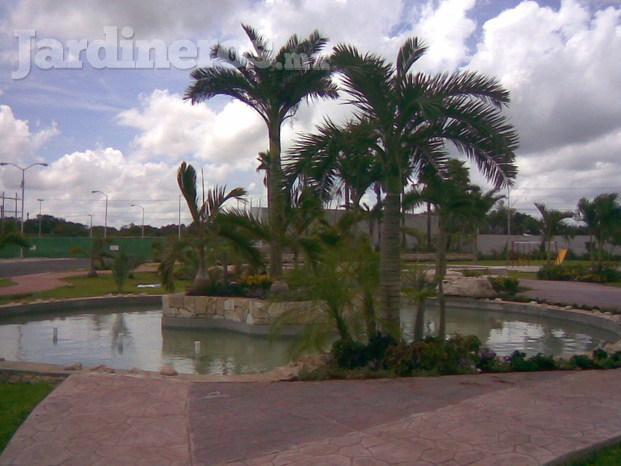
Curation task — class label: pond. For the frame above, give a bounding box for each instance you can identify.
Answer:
[0,304,618,375]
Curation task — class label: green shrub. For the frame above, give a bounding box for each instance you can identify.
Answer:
[331,339,368,369]
[365,333,397,364]
[529,352,558,370]
[570,354,593,369]
[384,344,414,376]
[507,351,539,372]
[537,263,619,283]
[489,276,521,296]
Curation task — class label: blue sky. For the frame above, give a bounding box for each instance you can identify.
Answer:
[0,0,619,227]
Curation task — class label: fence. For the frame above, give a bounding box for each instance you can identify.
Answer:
[0,237,164,260]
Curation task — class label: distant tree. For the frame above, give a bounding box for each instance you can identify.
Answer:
[534,203,573,263]
[70,237,113,278]
[577,193,621,267]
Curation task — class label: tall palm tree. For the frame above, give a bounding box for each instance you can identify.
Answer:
[534,203,573,263]
[184,24,338,278]
[297,38,518,337]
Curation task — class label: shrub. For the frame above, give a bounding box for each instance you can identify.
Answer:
[365,333,397,364]
[570,354,593,369]
[528,352,558,370]
[507,351,539,372]
[537,263,619,283]
[488,276,521,296]
[384,344,414,376]
[331,339,368,369]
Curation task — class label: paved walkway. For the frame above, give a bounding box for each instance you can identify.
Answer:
[3,370,621,465]
[0,272,76,297]
[519,279,621,311]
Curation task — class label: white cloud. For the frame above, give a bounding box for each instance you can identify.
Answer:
[117,89,265,172]
[0,104,58,162]
[469,0,621,153]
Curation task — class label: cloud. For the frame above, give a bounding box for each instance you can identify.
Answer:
[117,89,265,171]
[0,104,58,162]
[1,0,246,41]
[469,0,621,153]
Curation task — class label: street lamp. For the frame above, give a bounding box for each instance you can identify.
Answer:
[0,162,48,234]
[130,204,144,239]
[91,191,108,238]
[88,214,93,238]
[37,198,44,238]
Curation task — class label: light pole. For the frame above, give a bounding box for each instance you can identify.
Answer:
[91,191,108,238]
[37,198,43,238]
[130,204,144,239]
[0,162,48,234]
[88,214,93,238]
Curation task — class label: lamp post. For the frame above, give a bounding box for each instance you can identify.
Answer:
[130,204,144,239]
[91,191,108,238]
[88,214,93,238]
[37,198,43,238]
[0,162,48,234]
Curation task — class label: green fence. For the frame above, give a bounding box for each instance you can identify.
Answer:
[0,237,164,260]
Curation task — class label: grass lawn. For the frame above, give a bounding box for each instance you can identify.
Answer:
[0,382,55,453]
[0,278,15,288]
[573,443,621,465]
[0,271,191,305]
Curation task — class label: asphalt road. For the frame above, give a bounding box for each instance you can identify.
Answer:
[0,258,90,278]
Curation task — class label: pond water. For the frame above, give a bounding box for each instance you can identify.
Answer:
[0,305,618,375]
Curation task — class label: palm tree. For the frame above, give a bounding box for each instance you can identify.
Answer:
[578,193,621,268]
[0,230,30,251]
[534,203,573,263]
[297,38,518,338]
[576,197,597,266]
[184,24,338,278]
[176,162,252,292]
[70,237,113,278]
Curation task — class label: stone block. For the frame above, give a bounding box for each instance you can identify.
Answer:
[167,293,184,308]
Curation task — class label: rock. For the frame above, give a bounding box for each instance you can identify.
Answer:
[159,365,178,376]
[90,364,107,371]
[441,276,498,299]
[564,306,573,310]
[64,362,82,371]
[129,367,143,374]
[604,340,621,353]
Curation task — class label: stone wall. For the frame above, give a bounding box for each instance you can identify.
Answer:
[162,293,324,335]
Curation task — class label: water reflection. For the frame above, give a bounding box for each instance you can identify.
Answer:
[400,304,618,356]
[0,305,618,375]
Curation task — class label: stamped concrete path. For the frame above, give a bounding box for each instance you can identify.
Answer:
[3,369,621,465]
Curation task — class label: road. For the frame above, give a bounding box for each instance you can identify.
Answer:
[0,258,90,278]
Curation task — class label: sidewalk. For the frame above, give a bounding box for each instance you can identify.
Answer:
[2,369,621,465]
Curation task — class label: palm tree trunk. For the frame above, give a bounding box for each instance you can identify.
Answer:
[379,178,401,339]
[426,202,432,252]
[436,215,448,340]
[472,227,479,264]
[268,121,283,278]
[413,297,426,341]
[363,292,377,339]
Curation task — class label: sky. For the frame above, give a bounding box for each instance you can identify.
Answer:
[0,0,619,229]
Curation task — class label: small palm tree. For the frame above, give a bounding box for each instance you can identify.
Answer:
[185,24,338,278]
[0,230,30,251]
[70,237,113,278]
[534,203,573,263]
[176,162,250,293]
